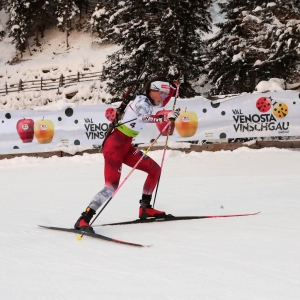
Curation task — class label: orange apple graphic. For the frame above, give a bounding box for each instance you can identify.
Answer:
[175,108,198,137]
[34,117,55,144]
[155,110,175,136]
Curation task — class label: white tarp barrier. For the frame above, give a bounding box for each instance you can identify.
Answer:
[0,104,110,154]
[0,91,299,154]
[134,90,300,143]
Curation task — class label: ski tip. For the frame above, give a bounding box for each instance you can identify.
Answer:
[38,225,52,229]
[76,236,82,241]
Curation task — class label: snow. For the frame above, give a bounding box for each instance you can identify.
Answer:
[205,0,226,40]
[32,98,76,111]
[0,147,300,299]
[1,4,299,111]
[243,14,262,24]
[0,11,120,109]
[232,51,244,62]
[93,8,106,18]
[255,78,286,92]
[139,141,192,149]
[0,3,300,298]
[253,6,263,12]
[11,24,20,31]
[253,59,262,66]
[287,20,300,27]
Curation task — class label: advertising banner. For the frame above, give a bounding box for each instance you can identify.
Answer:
[134,91,300,143]
[0,91,299,155]
[0,105,110,154]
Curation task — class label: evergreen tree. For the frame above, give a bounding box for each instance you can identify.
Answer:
[89,2,110,40]
[207,0,300,95]
[55,0,79,48]
[6,0,57,52]
[101,0,212,101]
[30,0,52,46]
[5,0,32,53]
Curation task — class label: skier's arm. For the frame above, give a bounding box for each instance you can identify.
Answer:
[133,100,162,123]
[138,114,166,123]
[134,94,179,123]
[160,86,175,107]
[138,110,180,123]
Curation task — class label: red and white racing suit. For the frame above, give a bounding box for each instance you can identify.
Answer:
[88,93,173,211]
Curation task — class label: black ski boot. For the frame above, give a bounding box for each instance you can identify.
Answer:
[139,194,166,219]
[74,207,96,233]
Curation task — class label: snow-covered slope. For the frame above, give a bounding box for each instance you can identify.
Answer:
[0,2,225,109]
[0,148,300,299]
[0,8,120,109]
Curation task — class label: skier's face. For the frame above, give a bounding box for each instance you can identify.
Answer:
[149,90,167,106]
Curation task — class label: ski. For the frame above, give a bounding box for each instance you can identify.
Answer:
[96,212,260,227]
[38,225,151,248]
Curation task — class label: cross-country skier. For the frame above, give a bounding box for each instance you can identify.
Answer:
[74,76,180,232]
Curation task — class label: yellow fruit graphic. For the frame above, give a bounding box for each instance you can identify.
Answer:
[175,108,198,137]
[34,117,55,144]
[273,102,288,118]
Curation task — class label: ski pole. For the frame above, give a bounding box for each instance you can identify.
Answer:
[153,72,183,208]
[115,118,137,127]
[77,122,171,240]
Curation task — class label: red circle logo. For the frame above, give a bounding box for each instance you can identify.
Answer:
[256,97,272,113]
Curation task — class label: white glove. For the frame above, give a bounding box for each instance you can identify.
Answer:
[167,109,180,121]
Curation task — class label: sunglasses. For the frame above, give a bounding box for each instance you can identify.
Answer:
[160,91,169,100]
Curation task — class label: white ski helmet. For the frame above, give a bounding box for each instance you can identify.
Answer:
[150,81,171,94]
[148,80,174,107]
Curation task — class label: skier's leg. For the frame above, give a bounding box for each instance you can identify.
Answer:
[123,148,161,194]
[123,148,166,218]
[74,130,131,230]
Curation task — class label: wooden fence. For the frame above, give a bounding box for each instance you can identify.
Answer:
[0,71,102,95]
